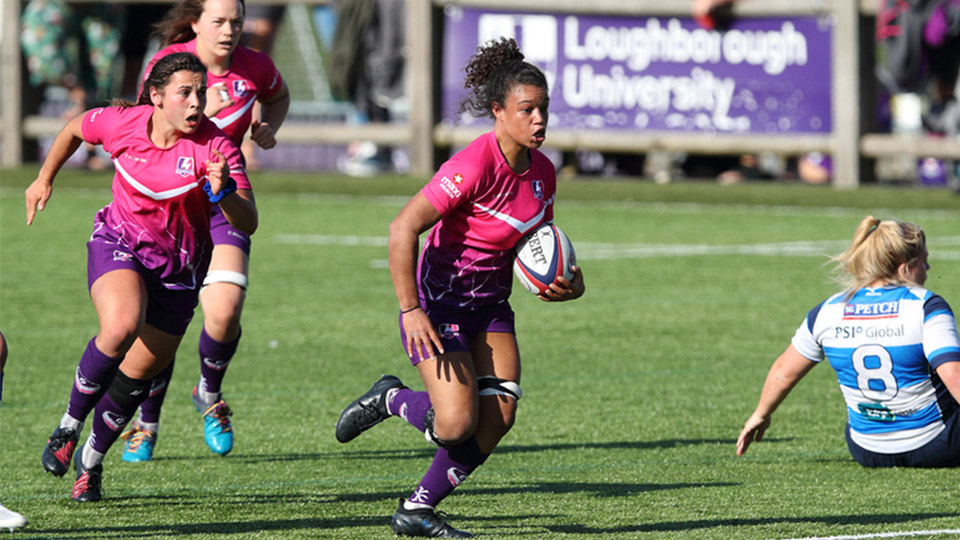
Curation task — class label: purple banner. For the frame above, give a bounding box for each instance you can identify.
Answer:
[442,7,833,134]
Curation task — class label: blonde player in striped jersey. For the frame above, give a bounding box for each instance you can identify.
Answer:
[738,216,960,467]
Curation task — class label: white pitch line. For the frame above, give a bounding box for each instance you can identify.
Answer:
[274,234,388,247]
[770,529,960,540]
[274,234,960,261]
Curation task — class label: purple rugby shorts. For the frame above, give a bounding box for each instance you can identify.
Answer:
[87,236,199,336]
[210,206,251,254]
[399,301,515,366]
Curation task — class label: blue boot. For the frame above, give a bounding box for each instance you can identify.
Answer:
[193,386,233,456]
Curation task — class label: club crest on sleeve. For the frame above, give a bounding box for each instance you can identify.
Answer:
[532,180,544,200]
[233,80,249,98]
[176,157,194,178]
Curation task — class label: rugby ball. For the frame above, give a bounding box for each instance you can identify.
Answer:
[513,223,576,295]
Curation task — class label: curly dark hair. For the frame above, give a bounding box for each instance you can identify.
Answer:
[137,52,208,105]
[152,0,245,47]
[462,37,548,118]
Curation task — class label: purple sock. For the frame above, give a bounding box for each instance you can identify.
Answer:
[89,393,138,454]
[408,437,489,508]
[66,338,123,423]
[387,388,432,432]
[139,358,175,424]
[198,327,240,396]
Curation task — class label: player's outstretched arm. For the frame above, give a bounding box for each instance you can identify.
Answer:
[26,115,86,225]
[736,344,817,456]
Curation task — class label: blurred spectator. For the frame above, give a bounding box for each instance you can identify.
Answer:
[20,0,124,169]
[878,0,960,136]
[242,5,285,55]
[119,4,170,101]
[330,0,405,177]
[797,152,832,185]
[691,0,736,28]
[689,0,833,185]
[878,0,960,185]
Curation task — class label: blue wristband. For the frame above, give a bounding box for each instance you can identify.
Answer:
[204,177,237,203]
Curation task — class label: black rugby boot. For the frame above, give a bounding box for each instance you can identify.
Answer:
[390,499,473,538]
[335,375,405,443]
[42,426,79,477]
[71,445,102,502]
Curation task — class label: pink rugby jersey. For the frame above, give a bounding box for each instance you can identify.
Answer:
[419,131,556,308]
[144,40,284,145]
[81,105,251,290]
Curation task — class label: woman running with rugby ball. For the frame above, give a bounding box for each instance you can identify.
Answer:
[335,38,585,537]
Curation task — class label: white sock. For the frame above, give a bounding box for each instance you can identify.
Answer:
[59,413,82,432]
[81,440,104,469]
[197,381,220,405]
[403,500,434,511]
[138,421,159,434]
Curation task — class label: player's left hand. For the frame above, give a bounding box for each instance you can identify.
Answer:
[539,266,585,302]
[401,307,444,362]
[736,413,771,457]
[250,120,277,150]
[205,83,233,117]
[25,177,54,225]
[205,149,231,195]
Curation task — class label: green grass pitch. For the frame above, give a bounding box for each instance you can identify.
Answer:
[2,167,960,539]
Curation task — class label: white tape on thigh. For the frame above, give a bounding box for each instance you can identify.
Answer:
[202,270,248,290]
[477,376,522,400]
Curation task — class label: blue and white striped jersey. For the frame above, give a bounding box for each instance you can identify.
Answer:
[792,285,960,453]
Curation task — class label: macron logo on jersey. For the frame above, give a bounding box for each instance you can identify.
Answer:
[843,301,900,320]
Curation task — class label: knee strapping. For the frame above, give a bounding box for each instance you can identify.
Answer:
[448,436,488,465]
[202,270,248,290]
[478,376,522,401]
[423,408,460,448]
[107,372,152,411]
